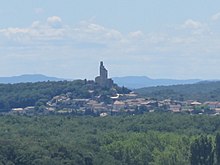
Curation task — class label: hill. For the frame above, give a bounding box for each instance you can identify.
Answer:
[134,81,220,102]
[0,74,64,84]
[0,80,130,112]
[112,76,201,89]
[0,74,202,88]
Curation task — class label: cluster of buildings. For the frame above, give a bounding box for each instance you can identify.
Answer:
[10,61,220,116]
[11,92,220,116]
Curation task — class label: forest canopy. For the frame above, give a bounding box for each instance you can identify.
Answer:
[0,113,220,164]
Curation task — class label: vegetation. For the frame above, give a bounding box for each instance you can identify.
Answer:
[135,81,220,101]
[190,135,214,165]
[0,80,130,112]
[2,80,220,164]
[0,113,220,164]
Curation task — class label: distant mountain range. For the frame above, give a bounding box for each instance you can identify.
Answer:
[112,76,202,89]
[0,74,64,84]
[0,74,203,88]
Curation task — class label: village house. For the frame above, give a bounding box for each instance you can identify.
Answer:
[11,106,35,114]
[113,100,125,111]
[204,102,220,110]
[169,104,181,113]
[190,101,202,107]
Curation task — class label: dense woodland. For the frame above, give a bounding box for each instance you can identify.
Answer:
[135,81,220,102]
[1,113,220,164]
[0,80,130,112]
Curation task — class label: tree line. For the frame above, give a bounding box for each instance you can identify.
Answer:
[0,113,220,164]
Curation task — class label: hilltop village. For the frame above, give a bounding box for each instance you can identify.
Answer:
[11,62,220,116]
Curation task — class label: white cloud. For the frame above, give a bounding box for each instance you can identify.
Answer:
[87,23,105,32]
[104,29,122,40]
[182,19,203,29]
[31,21,41,28]
[212,12,220,21]
[1,15,220,79]
[0,17,213,53]
[47,16,63,28]
[0,16,216,53]
[0,16,67,45]
[71,21,123,45]
[128,31,144,39]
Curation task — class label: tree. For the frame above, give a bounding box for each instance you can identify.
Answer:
[190,135,214,165]
[216,133,220,164]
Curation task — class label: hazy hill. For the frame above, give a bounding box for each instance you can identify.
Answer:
[112,76,201,89]
[134,81,220,102]
[0,74,203,88]
[0,74,64,84]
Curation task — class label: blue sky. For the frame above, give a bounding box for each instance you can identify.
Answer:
[1,0,220,79]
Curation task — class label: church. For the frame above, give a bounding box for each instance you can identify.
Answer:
[95,61,113,88]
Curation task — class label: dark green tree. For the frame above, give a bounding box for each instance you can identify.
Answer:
[216,133,220,164]
[190,135,214,165]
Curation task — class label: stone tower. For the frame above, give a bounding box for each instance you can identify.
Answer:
[100,61,108,80]
[95,61,113,88]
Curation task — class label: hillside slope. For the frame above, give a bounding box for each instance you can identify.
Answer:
[134,81,220,101]
[113,76,201,88]
[0,74,64,84]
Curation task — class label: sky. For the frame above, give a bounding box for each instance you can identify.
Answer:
[0,0,220,80]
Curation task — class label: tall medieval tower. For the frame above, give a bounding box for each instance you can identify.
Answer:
[100,61,108,80]
[95,61,113,88]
